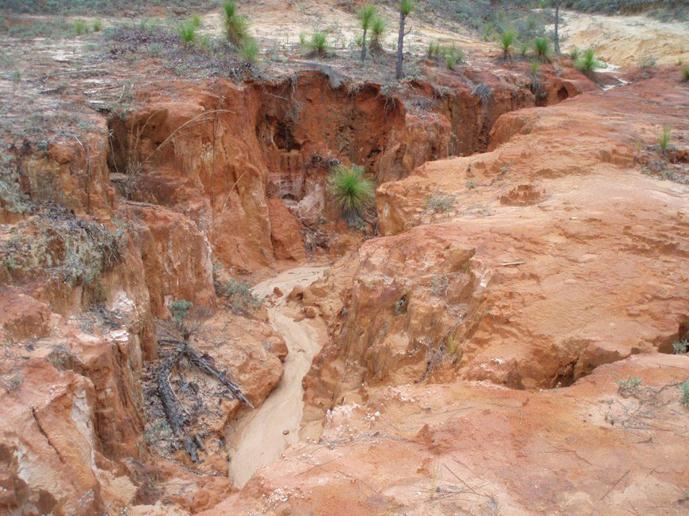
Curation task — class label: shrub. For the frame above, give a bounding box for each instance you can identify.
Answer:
[500,30,516,60]
[223,0,249,46]
[370,16,385,53]
[74,19,88,35]
[92,19,103,32]
[617,376,642,396]
[328,164,374,222]
[304,31,329,57]
[534,36,549,60]
[530,60,540,77]
[359,4,377,61]
[442,45,464,70]
[682,65,689,82]
[169,299,192,325]
[178,21,197,44]
[681,381,689,407]
[427,41,441,59]
[659,126,671,153]
[240,37,259,62]
[673,340,689,354]
[426,194,455,213]
[639,55,657,69]
[575,48,600,74]
[215,278,262,313]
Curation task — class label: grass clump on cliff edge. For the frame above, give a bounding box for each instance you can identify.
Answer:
[499,29,516,60]
[575,48,601,74]
[534,36,549,61]
[328,164,374,223]
[369,15,385,54]
[223,0,250,46]
[301,31,329,57]
[178,20,197,44]
[682,66,689,82]
[659,126,672,153]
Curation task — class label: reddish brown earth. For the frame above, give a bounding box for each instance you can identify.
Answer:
[1,5,689,514]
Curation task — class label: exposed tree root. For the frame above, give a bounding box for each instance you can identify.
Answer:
[156,340,252,462]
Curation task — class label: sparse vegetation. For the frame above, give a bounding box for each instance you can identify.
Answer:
[396,0,415,79]
[681,381,689,407]
[178,20,197,45]
[93,19,103,32]
[659,126,671,153]
[426,194,455,213]
[223,0,250,46]
[569,47,581,61]
[673,340,689,354]
[73,19,88,36]
[500,30,516,60]
[240,37,259,63]
[328,164,374,223]
[575,48,601,74]
[191,14,202,29]
[358,4,377,62]
[681,66,689,82]
[617,376,642,396]
[534,36,549,61]
[442,45,464,70]
[427,41,441,59]
[369,16,386,54]
[215,277,262,314]
[303,31,329,58]
[0,206,124,287]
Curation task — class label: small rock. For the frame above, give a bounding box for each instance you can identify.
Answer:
[273,287,283,297]
[304,306,317,319]
[282,429,289,435]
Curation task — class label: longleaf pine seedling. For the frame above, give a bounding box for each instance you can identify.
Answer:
[328,165,374,224]
[223,1,250,46]
[659,126,671,153]
[500,30,516,60]
[534,36,549,61]
[359,4,376,62]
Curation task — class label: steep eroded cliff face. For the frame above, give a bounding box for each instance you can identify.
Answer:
[0,63,588,513]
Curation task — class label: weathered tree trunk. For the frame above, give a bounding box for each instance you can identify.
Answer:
[361,27,368,62]
[554,2,561,55]
[396,11,406,80]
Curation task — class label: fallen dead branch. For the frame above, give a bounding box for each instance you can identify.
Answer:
[156,339,252,462]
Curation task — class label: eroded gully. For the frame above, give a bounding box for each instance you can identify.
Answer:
[227,265,329,488]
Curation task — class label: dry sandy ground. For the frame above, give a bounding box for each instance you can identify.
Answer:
[559,9,689,67]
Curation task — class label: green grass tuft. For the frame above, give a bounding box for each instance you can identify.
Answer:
[328,164,374,223]
[682,66,689,82]
[240,37,259,63]
[534,36,549,60]
[73,19,88,35]
[223,0,250,46]
[660,126,671,152]
[500,30,516,59]
[442,45,464,70]
[304,31,329,57]
[178,21,197,44]
[92,19,103,32]
[575,48,601,74]
[400,0,414,16]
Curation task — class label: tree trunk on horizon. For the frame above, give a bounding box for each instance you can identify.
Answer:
[396,10,406,79]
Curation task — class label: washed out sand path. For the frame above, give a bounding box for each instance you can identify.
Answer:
[227,265,328,488]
